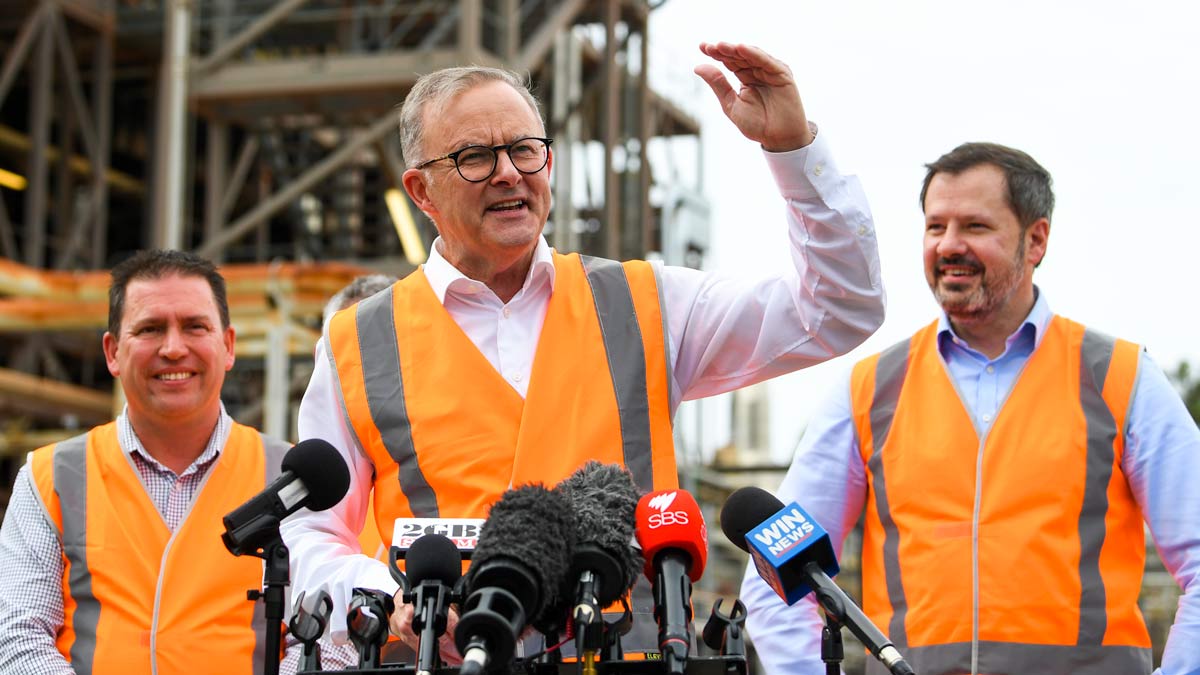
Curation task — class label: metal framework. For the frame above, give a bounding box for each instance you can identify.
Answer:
[0,0,706,461]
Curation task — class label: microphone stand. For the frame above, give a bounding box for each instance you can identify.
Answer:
[224,514,289,675]
[821,614,844,675]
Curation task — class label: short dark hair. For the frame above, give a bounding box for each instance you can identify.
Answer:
[108,249,229,336]
[920,142,1055,228]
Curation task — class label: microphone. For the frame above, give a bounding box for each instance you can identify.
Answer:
[222,439,350,556]
[720,486,915,675]
[634,489,708,675]
[404,534,463,675]
[456,484,574,675]
[553,462,641,654]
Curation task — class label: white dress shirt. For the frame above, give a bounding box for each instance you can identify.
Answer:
[282,131,886,639]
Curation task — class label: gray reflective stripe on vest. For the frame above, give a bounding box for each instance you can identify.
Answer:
[355,286,439,517]
[53,434,98,674]
[863,641,1151,675]
[580,255,654,491]
[255,433,292,671]
[1077,329,1119,645]
[865,338,911,647]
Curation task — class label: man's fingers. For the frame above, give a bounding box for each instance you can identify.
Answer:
[699,42,793,87]
[694,64,737,110]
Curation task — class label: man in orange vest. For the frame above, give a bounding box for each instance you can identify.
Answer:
[0,250,340,674]
[284,41,887,661]
[741,143,1200,675]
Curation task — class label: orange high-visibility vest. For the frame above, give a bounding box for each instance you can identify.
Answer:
[326,252,677,535]
[849,316,1151,675]
[28,422,289,675]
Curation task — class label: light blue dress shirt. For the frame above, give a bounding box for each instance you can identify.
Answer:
[740,290,1200,675]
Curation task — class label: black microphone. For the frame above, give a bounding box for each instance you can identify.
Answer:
[222,439,350,556]
[456,484,574,675]
[553,462,641,655]
[634,489,708,674]
[720,487,915,675]
[405,533,463,675]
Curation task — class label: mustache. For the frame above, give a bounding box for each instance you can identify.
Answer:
[936,255,982,274]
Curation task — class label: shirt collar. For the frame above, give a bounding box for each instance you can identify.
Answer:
[117,402,231,476]
[422,235,557,304]
[937,286,1053,358]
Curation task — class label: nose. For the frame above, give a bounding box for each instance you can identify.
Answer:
[489,149,522,187]
[159,326,188,359]
[936,222,968,257]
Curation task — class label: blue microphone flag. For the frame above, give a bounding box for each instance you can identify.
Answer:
[743,501,839,605]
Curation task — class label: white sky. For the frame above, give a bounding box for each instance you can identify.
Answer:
[647,0,1200,464]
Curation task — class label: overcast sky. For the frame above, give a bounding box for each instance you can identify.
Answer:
[647,0,1200,464]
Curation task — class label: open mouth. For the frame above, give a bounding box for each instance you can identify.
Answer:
[487,199,526,212]
[156,372,194,381]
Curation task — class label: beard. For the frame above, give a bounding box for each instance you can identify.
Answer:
[933,239,1026,323]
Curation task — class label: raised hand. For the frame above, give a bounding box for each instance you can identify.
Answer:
[694,42,814,152]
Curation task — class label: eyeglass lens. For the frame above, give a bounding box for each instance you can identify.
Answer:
[457,138,549,181]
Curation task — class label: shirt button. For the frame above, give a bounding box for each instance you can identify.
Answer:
[986,365,995,374]
[857,225,868,236]
[813,163,824,176]
[982,413,993,422]
[513,373,523,382]
[502,307,511,318]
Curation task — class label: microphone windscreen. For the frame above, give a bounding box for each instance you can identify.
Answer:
[719,486,784,553]
[405,533,462,587]
[635,489,708,581]
[467,484,574,619]
[556,461,642,602]
[282,439,351,512]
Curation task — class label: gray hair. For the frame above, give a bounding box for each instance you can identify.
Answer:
[398,66,544,168]
[323,274,399,326]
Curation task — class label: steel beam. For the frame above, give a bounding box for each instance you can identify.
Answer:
[0,5,46,109]
[195,112,398,259]
[603,0,620,260]
[151,0,193,250]
[220,135,259,220]
[25,13,54,267]
[206,122,229,262]
[515,0,587,74]
[192,0,311,76]
[191,50,490,103]
[88,25,113,268]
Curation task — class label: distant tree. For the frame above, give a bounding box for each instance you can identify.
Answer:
[1167,360,1200,425]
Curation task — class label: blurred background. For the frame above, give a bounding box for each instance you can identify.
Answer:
[1,1,1196,671]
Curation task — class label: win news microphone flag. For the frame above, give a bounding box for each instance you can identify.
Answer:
[720,486,915,675]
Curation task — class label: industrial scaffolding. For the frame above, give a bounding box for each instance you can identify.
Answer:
[0,0,708,464]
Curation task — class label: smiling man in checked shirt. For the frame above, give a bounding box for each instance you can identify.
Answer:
[0,250,328,674]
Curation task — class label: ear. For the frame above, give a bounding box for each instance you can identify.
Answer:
[1026,217,1049,267]
[402,168,439,222]
[102,332,120,377]
[223,324,236,371]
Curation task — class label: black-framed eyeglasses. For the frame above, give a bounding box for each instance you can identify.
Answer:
[415,137,554,183]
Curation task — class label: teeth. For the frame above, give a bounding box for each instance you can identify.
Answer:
[490,200,524,209]
[158,372,191,381]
